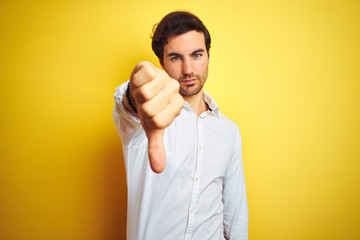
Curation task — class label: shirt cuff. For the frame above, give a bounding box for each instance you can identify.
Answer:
[113,80,140,123]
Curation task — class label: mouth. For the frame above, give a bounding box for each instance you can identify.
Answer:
[181,79,197,85]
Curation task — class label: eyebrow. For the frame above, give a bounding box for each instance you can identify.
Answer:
[167,48,205,58]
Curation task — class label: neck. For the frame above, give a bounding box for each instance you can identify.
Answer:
[183,91,208,116]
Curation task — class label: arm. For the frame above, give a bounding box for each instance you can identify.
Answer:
[223,128,249,240]
[119,61,184,173]
[122,82,139,118]
[113,81,142,146]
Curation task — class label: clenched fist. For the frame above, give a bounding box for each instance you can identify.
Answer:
[127,61,184,173]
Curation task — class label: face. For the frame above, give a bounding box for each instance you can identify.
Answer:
[161,30,209,97]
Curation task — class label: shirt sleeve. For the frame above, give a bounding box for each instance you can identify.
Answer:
[112,80,143,146]
[222,127,249,240]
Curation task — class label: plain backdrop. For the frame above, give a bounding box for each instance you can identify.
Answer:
[0,0,359,239]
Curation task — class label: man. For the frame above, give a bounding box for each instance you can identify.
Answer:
[113,11,248,240]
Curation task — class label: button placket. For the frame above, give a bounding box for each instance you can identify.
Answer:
[184,116,204,240]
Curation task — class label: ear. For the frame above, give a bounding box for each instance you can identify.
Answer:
[159,58,165,70]
[207,50,210,62]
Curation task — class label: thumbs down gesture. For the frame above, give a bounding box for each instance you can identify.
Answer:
[128,61,184,173]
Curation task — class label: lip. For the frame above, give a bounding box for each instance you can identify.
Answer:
[182,79,197,85]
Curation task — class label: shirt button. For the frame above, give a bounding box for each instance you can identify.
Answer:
[198,147,202,151]
[190,209,194,213]
[195,177,199,182]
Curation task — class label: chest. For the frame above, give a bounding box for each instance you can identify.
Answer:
[163,113,235,181]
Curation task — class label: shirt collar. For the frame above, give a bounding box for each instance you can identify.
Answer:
[183,91,220,118]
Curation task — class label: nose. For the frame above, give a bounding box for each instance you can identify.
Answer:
[182,58,193,75]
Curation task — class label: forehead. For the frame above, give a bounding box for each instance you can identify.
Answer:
[164,30,206,54]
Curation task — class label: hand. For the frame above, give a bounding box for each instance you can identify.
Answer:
[129,61,184,173]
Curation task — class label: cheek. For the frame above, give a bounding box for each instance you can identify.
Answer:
[165,64,181,79]
[197,60,209,74]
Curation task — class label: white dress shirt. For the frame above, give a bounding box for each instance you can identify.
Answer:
[113,81,248,240]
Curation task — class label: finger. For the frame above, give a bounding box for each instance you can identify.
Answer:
[138,80,180,117]
[132,73,167,103]
[144,93,184,129]
[146,129,166,173]
[130,62,156,88]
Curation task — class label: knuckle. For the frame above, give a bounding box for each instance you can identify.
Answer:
[132,89,141,103]
[130,75,141,88]
[171,79,180,92]
[139,103,156,117]
[165,79,179,94]
[143,66,155,80]
[175,101,184,114]
[152,117,168,129]
[131,61,156,87]
[136,61,152,71]
[135,86,152,102]
[173,96,184,116]
[137,61,148,67]
[145,116,165,129]
[177,95,184,106]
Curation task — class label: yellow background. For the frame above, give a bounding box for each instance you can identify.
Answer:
[1,0,359,239]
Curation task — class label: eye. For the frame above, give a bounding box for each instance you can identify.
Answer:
[193,53,202,58]
[171,56,181,61]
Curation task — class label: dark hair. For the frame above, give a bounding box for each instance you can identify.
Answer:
[151,11,211,63]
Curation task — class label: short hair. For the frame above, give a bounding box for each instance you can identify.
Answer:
[151,11,211,63]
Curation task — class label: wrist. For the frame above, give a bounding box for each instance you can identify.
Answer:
[126,83,138,113]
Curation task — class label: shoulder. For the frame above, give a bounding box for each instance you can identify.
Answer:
[218,112,239,130]
[203,91,238,131]
[203,91,242,142]
[218,111,242,142]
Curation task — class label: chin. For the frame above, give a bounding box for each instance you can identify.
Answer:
[180,86,202,96]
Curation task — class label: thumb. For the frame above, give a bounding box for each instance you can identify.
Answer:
[146,129,166,173]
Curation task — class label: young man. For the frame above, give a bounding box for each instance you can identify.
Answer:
[113,11,248,240]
